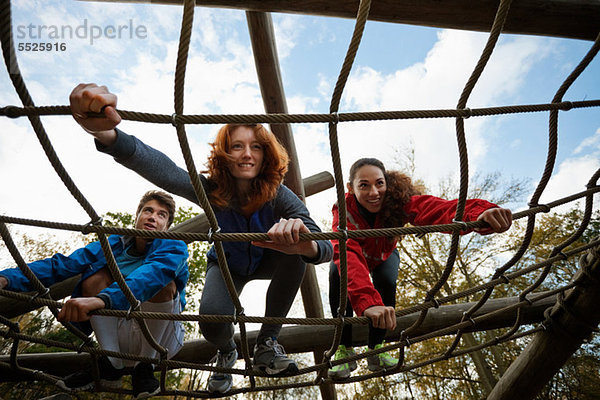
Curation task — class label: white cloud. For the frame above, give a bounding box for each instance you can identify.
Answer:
[273,14,302,60]
[538,130,600,212]
[337,30,550,186]
[574,128,600,154]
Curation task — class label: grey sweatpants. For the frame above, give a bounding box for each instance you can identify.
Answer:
[199,249,306,352]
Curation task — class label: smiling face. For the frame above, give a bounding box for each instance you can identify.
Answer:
[134,199,170,232]
[348,164,387,213]
[228,126,265,191]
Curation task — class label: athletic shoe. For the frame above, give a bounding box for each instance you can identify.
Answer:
[207,348,237,394]
[327,345,358,380]
[132,362,160,399]
[366,343,398,371]
[253,337,298,375]
[56,355,123,392]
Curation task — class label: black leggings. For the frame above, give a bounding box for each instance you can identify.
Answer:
[329,249,399,349]
[199,250,306,352]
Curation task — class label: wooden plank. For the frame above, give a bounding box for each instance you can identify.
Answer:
[488,246,600,400]
[83,0,600,41]
[0,293,556,381]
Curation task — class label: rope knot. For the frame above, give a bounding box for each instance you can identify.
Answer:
[0,106,21,118]
[29,287,50,302]
[207,227,221,244]
[336,227,348,240]
[452,219,469,231]
[528,202,550,213]
[330,111,339,125]
[496,272,510,284]
[126,300,141,320]
[82,217,103,234]
[233,307,245,325]
[171,113,179,127]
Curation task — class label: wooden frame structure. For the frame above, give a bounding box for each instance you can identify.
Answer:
[1,1,599,399]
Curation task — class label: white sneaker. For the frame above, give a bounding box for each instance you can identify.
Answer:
[207,348,237,393]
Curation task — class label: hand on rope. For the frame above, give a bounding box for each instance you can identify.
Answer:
[69,83,121,146]
[252,217,319,259]
[363,305,397,330]
[57,296,105,322]
[475,207,512,234]
[0,276,7,289]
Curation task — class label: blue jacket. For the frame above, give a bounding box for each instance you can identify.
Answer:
[96,129,333,275]
[0,235,189,311]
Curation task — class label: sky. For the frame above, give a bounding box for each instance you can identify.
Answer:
[1,1,599,322]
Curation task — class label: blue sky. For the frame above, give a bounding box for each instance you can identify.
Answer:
[1,0,599,232]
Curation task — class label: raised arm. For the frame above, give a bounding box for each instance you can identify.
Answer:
[70,83,121,146]
[405,195,512,234]
[70,83,204,204]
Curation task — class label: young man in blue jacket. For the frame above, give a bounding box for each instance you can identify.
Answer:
[0,190,189,399]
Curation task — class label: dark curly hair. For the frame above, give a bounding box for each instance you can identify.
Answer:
[348,158,422,228]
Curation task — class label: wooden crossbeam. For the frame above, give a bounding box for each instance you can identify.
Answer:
[81,0,600,41]
[0,293,556,381]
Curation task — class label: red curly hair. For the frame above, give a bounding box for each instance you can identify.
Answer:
[205,124,289,214]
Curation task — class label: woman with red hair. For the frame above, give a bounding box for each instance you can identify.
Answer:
[70,84,333,395]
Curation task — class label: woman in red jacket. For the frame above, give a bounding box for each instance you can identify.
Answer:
[328,158,512,379]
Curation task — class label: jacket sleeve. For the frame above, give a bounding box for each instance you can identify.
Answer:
[0,241,105,292]
[273,185,333,265]
[98,239,189,310]
[404,195,498,233]
[95,128,207,205]
[331,203,384,317]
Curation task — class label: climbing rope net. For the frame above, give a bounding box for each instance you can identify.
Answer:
[0,0,599,397]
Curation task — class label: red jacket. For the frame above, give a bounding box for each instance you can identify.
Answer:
[331,193,498,316]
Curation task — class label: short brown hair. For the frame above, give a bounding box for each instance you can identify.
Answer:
[136,190,176,227]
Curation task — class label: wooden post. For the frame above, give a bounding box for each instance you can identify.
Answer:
[488,244,600,400]
[245,11,336,400]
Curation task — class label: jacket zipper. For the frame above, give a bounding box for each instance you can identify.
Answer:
[246,217,252,275]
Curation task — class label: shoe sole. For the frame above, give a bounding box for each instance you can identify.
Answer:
[208,382,233,394]
[56,377,121,392]
[367,364,397,371]
[328,369,351,380]
[56,380,94,392]
[134,387,161,399]
[254,362,299,376]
